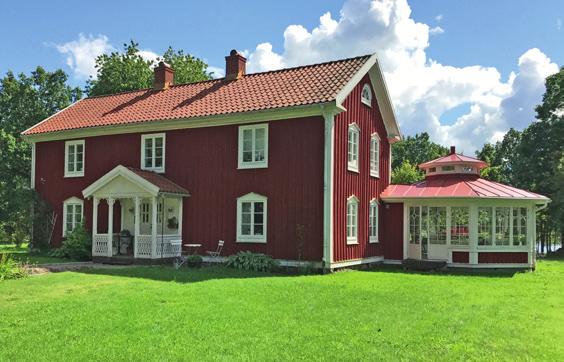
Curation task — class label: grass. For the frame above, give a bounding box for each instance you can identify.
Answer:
[1,262,563,361]
[0,243,79,264]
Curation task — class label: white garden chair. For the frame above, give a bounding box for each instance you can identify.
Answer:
[206,240,224,258]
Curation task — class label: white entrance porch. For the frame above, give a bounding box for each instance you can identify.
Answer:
[82,165,190,260]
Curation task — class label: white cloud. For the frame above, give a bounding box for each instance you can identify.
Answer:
[245,0,559,152]
[429,26,444,35]
[207,65,225,78]
[55,34,113,79]
[137,50,159,64]
[435,14,443,21]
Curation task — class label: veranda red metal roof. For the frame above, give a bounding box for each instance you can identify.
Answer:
[381,175,549,202]
[418,151,487,170]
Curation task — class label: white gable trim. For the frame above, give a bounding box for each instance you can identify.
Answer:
[335,53,401,143]
[82,165,160,198]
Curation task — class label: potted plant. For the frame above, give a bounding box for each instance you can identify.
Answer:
[186,254,203,268]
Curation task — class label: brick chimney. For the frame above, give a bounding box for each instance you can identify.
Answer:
[153,61,174,90]
[450,146,456,155]
[225,49,246,80]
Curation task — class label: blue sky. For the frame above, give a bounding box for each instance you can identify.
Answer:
[1,0,562,151]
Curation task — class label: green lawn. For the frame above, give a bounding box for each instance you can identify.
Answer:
[1,262,563,361]
[0,243,78,264]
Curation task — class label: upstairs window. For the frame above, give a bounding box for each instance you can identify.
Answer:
[348,123,360,172]
[141,133,165,173]
[370,133,380,177]
[369,200,378,243]
[63,197,83,237]
[238,124,268,169]
[346,196,359,244]
[65,140,85,177]
[441,165,455,172]
[237,193,267,243]
[361,84,372,106]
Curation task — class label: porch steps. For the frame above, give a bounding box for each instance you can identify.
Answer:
[402,259,447,271]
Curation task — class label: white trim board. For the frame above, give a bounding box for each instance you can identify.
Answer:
[330,256,384,269]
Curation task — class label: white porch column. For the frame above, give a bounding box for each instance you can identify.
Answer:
[134,196,140,258]
[469,205,478,265]
[178,198,183,238]
[92,197,99,256]
[107,197,115,257]
[151,196,158,258]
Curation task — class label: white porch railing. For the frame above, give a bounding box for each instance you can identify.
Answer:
[136,235,153,258]
[93,234,110,256]
[93,233,181,259]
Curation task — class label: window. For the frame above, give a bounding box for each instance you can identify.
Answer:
[157,201,163,224]
[370,134,380,177]
[346,196,359,244]
[495,207,511,246]
[463,166,474,173]
[141,133,165,173]
[141,202,150,223]
[409,206,420,244]
[451,207,469,245]
[441,165,455,171]
[238,124,268,169]
[478,207,493,245]
[64,140,85,177]
[361,84,372,106]
[369,200,378,243]
[348,124,359,172]
[237,193,267,243]
[428,167,436,173]
[513,207,528,246]
[428,207,446,245]
[63,197,83,236]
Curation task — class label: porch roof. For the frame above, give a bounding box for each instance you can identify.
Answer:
[82,165,190,198]
[380,175,549,203]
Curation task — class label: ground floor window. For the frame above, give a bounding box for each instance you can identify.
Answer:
[451,207,470,245]
[478,207,493,246]
[513,207,528,246]
[369,200,378,243]
[428,207,446,244]
[346,196,359,244]
[409,206,420,244]
[237,193,267,243]
[63,197,83,237]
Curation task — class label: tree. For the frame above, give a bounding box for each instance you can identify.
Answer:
[0,67,80,245]
[391,132,448,170]
[476,128,521,184]
[86,41,212,97]
[391,160,423,184]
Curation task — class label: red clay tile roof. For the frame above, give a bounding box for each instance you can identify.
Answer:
[381,175,549,201]
[127,168,189,196]
[419,153,488,170]
[23,55,371,135]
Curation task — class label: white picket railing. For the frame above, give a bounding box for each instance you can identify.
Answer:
[94,233,182,259]
[93,234,110,256]
[136,234,153,258]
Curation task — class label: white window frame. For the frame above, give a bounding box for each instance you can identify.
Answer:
[238,123,269,169]
[141,133,166,173]
[64,140,85,178]
[62,197,84,237]
[370,133,380,178]
[236,192,267,243]
[346,195,359,245]
[348,123,360,173]
[361,84,372,107]
[369,199,379,243]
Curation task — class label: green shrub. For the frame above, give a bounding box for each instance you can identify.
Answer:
[226,251,278,272]
[0,253,29,281]
[186,254,203,268]
[49,224,92,261]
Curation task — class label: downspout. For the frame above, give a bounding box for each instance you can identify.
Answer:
[322,107,335,271]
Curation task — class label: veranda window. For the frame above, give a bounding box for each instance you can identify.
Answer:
[495,207,511,246]
[409,206,420,244]
[478,207,493,246]
[428,207,446,244]
[512,208,528,246]
[451,207,469,245]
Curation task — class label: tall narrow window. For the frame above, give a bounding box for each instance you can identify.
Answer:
[369,200,378,243]
[346,196,359,244]
[63,197,83,236]
[141,202,150,223]
[428,207,446,245]
[64,140,85,177]
[238,124,268,169]
[513,207,528,246]
[409,206,420,244]
[361,84,372,106]
[478,207,493,246]
[370,134,380,177]
[237,193,267,243]
[451,207,469,245]
[348,124,359,172]
[495,207,511,246]
[141,133,165,173]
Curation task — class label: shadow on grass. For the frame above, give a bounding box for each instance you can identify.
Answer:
[359,263,526,278]
[75,265,288,284]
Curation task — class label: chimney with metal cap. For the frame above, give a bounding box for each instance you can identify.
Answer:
[450,146,456,155]
[153,61,174,90]
[225,49,246,81]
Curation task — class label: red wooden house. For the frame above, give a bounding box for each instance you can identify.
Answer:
[23,50,548,270]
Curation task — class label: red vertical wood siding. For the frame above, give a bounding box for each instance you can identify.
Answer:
[478,252,528,264]
[382,203,404,260]
[332,74,390,262]
[35,116,325,261]
[452,251,469,263]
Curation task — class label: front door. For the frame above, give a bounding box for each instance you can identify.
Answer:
[407,206,448,260]
[408,206,421,259]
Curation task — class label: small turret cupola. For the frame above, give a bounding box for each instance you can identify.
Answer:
[418,145,487,178]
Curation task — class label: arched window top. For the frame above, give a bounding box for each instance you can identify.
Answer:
[361,84,372,106]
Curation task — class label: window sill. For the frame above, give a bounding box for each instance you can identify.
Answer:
[369,239,379,244]
[237,163,268,170]
[347,166,359,173]
[346,240,359,245]
[64,172,84,178]
[361,99,372,107]
[141,167,165,174]
[236,239,267,244]
[370,172,380,178]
